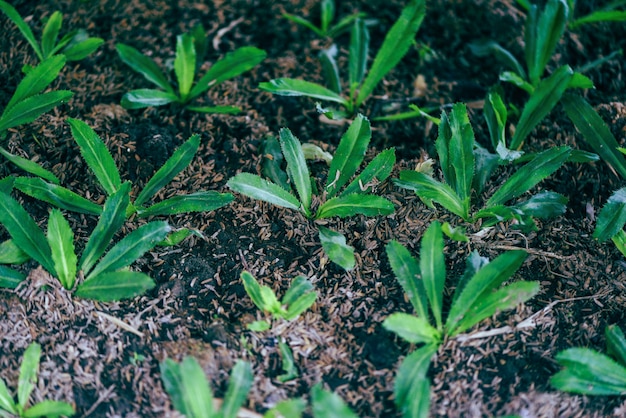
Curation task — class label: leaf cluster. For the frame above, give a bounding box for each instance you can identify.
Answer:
[116,25,266,113]
[282,0,365,39]
[0,343,75,418]
[383,221,539,417]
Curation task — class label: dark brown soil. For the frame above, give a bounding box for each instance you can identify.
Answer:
[2,0,626,417]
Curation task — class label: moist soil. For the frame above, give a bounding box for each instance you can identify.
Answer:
[1,1,626,417]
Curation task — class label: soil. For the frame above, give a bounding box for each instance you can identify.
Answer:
[1,0,626,417]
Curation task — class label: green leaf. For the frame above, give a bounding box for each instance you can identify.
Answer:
[116,43,174,93]
[277,341,298,382]
[570,10,626,28]
[319,45,341,94]
[282,13,323,37]
[280,128,312,215]
[452,281,540,336]
[326,114,371,197]
[356,0,426,106]
[486,146,571,207]
[47,209,77,290]
[0,265,26,289]
[320,0,335,34]
[441,222,469,243]
[527,0,569,85]
[221,361,253,418]
[22,400,75,418]
[120,89,179,109]
[420,221,445,330]
[0,239,30,264]
[607,325,626,367]
[394,344,437,418]
[0,0,42,60]
[439,103,474,204]
[41,11,62,59]
[5,56,66,114]
[468,40,526,80]
[138,191,233,217]
[247,320,270,332]
[185,105,241,114]
[0,91,73,133]
[383,313,440,344]
[14,177,102,215]
[568,72,594,89]
[284,291,317,320]
[318,226,355,271]
[452,251,490,304]
[385,240,428,320]
[551,348,626,395]
[174,34,196,101]
[561,93,626,180]
[75,270,155,301]
[395,171,468,220]
[484,89,508,152]
[342,148,395,196]
[316,194,394,219]
[227,173,300,211]
[68,118,121,195]
[261,134,290,190]
[282,275,314,307]
[191,24,208,63]
[0,191,55,275]
[446,250,526,336]
[311,384,359,418]
[263,398,306,418]
[594,187,626,242]
[0,148,60,185]
[18,343,41,411]
[135,135,200,207]
[160,357,213,418]
[63,37,104,61]
[349,19,369,90]
[0,373,17,414]
[511,65,573,149]
[78,182,131,275]
[512,190,568,219]
[86,221,170,280]
[259,78,349,107]
[499,71,534,94]
[241,271,271,312]
[612,230,626,259]
[474,146,501,195]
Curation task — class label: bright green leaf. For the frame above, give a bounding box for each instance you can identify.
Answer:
[318,226,355,270]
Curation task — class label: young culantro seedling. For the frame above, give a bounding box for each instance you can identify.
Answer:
[227,114,395,270]
[283,0,365,39]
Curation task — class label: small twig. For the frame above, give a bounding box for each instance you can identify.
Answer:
[480,244,575,260]
[238,249,250,271]
[94,311,144,338]
[213,17,244,50]
[80,384,115,418]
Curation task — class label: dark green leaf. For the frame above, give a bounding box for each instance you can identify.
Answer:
[282,13,323,37]
[349,19,369,90]
[499,71,534,94]
[259,78,349,107]
[138,191,233,217]
[221,361,253,418]
[395,171,468,220]
[607,325,626,367]
[63,37,104,61]
[0,265,26,289]
[570,10,626,29]
[282,275,314,306]
[0,148,60,184]
[5,56,66,113]
[468,40,526,80]
[594,187,626,242]
[473,144,500,194]
[261,134,290,191]
[280,128,312,215]
[120,89,179,109]
[551,348,626,395]
[527,0,569,85]
[277,341,298,382]
[14,177,102,215]
[311,384,359,418]
[318,226,355,270]
[191,24,207,63]
[320,0,335,34]
[385,240,428,320]
[0,91,73,133]
[512,190,568,219]
[452,251,490,304]
[47,209,77,290]
[484,89,508,152]
[319,45,341,94]
[420,221,445,330]
[75,270,155,301]
[0,239,30,264]
[41,11,62,59]
[18,343,40,411]
[174,34,196,101]
[116,43,174,93]
[342,148,395,196]
[227,173,300,211]
[316,194,394,219]
[160,357,213,418]
[184,105,241,114]
[0,0,42,59]
[394,344,437,418]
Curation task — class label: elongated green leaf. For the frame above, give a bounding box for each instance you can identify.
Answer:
[452,251,490,305]
[259,78,349,107]
[115,43,174,93]
[468,40,527,80]
[320,0,335,34]
[191,24,207,64]
[221,360,253,418]
[328,13,367,39]
[499,71,534,94]
[0,148,60,185]
[174,34,196,101]
[452,281,540,336]
[342,148,395,196]
[138,191,233,217]
[349,19,369,90]
[51,30,81,57]
[571,10,626,28]
[524,4,539,81]
[0,191,55,275]
[561,93,626,180]
[18,343,41,411]
[607,325,626,367]
[284,291,317,320]
[613,229,626,258]
[47,209,77,290]
[0,239,30,264]
[86,221,170,280]
[486,146,571,207]
[395,171,468,220]
[513,190,567,219]
[326,114,371,197]
[316,194,394,219]
[356,0,426,106]
[282,275,314,306]
[0,373,17,414]
[319,45,341,94]
[593,187,626,242]
[318,226,355,270]
[277,341,298,382]
[190,47,266,99]
[0,175,13,194]
[0,91,73,133]
[446,250,526,335]
[394,344,437,418]
[68,118,121,195]
[0,265,26,289]
[227,173,300,211]
[511,65,573,149]
[484,89,508,152]
[383,313,439,344]
[135,135,200,207]
[385,240,428,320]
[22,400,75,418]
[185,105,241,114]
[529,0,568,85]
[41,11,62,59]
[63,37,104,61]
[261,134,290,191]
[280,128,312,215]
[311,384,359,418]
[0,0,42,59]
[160,357,213,418]
[75,270,155,301]
[551,348,626,395]
[447,104,474,203]
[241,271,273,312]
[420,221,445,330]
[79,182,130,275]
[282,13,324,37]
[14,177,102,215]
[5,55,66,113]
[473,144,501,194]
[120,89,179,109]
